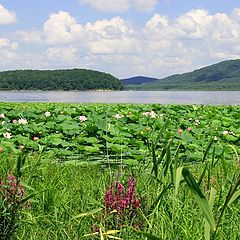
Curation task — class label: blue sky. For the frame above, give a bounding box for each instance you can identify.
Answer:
[0,0,240,78]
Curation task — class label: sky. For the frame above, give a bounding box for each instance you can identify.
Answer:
[0,0,240,79]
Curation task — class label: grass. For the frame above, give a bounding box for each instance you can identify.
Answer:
[1,146,240,240]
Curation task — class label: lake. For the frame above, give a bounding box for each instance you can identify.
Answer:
[0,91,240,105]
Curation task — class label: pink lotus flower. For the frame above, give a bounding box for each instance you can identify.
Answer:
[33,136,39,141]
[177,128,183,134]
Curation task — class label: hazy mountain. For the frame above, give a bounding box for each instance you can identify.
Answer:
[125,59,240,90]
[121,76,158,85]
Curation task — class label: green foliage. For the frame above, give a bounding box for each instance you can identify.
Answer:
[1,103,240,165]
[0,69,123,91]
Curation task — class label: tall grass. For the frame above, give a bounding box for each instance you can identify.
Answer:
[0,126,240,239]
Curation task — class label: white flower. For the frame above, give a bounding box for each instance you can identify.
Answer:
[214,136,218,141]
[142,110,157,118]
[113,113,124,119]
[1,121,6,125]
[0,113,5,118]
[142,112,150,116]
[195,119,200,126]
[149,110,157,119]
[44,111,51,117]
[79,115,87,122]
[18,118,28,125]
[222,130,229,136]
[3,132,12,139]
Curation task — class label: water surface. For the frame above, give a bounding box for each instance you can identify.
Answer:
[0,91,239,105]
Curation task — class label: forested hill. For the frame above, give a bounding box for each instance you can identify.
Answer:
[0,69,123,90]
[125,59,240,90]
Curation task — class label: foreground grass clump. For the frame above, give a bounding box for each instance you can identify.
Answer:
[0,147,240,240]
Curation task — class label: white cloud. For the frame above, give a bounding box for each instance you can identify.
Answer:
[4,8,240,78]
[89,38,140,54]
[43,11,82,44]
[136,8,240,77]
[0,38,18,49]
[84,17,133,38]
[79,0,157,12]
[16,30,42,43]
[135,0,157,11]
[0,38,18,70]
[0,4,17,25]
[46,46,77,63]
[84,17,139,55]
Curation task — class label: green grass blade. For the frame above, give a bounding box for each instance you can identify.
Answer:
[175,167,183,197]
[227,184,240,206]
[72,208,102,219]
[202,138,215,163]
[132,228,161,240]
[205,187,216,240]
[182,167,216,230]
[198,162,209,186]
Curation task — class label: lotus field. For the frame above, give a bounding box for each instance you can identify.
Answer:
[0,102,240,239]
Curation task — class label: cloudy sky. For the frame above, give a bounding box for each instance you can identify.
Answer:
[0,0,240,78]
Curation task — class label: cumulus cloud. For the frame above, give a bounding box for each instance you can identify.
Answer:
[46,46,77,63]
[17,12,137,56]
[0,4,17,25]
[83,17,140,55]
[5,7,240,78]
[0,38,18,49]
[84,17,133,38]
[43,11,82,44]
[0,38,18,70]
[15,30,42,43]
[79,0,157,12]
[141,8,240,73]
[135,0,157,11]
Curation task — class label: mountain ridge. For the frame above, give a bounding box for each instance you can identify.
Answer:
[121,76,158,85]
[124,59,240,90]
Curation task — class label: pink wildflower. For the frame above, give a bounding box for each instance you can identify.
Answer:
[104,177,140,213]
[0,174,29,209]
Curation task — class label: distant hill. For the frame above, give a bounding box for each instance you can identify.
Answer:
[125,59,240,90]
[0,69,123,91]
[121,76,158,85]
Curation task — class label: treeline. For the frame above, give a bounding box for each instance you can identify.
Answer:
[0,69,123,90]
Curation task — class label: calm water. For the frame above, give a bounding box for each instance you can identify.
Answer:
[0,91,240,105]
